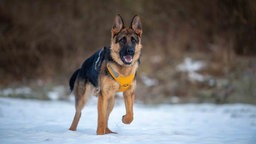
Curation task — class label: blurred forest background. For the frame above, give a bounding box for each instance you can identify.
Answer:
[0,0,255,104]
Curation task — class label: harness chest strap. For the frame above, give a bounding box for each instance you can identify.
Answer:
[106,64,135,92]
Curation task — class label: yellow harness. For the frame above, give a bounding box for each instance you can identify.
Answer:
[107,64,135,92]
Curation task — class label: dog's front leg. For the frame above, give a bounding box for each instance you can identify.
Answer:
[122,83,135,124]
[97,94,108,135]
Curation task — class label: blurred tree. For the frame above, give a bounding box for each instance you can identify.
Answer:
[0,0,255,87]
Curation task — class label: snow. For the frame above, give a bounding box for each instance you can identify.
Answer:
[141,75,158,87]
[177,57,205,73]
[47,86,66,101]
[1,87,32,96]
[177,57,207,82]
[0,97,256,144]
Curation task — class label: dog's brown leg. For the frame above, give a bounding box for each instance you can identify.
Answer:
[69,111,81,131]
[69,83,92,131]
[105,95,117,134]
[122,85,135,124]
[97,94,108,135]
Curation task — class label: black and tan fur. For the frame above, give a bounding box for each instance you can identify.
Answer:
[69,15,142,135]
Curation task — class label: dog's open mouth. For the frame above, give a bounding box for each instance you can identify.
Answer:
[123,55,133,64]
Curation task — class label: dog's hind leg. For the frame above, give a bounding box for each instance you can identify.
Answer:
[69,81,92,131]
[69,80,84,131]
[69,111,81,131]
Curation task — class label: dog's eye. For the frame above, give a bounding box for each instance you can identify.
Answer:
[131,37,137,43]
[119,37,127,44]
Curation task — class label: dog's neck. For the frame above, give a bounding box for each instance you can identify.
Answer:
[107,61,138,77]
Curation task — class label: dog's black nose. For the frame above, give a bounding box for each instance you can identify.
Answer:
[126,47,135,55]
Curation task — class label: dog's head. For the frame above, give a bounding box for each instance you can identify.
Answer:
[110,15,142,66]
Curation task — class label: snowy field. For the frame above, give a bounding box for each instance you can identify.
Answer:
[0,97,256,144]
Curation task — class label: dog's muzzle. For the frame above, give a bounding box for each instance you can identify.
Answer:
[121,47,135,65]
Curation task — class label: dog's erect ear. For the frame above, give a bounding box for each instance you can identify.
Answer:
[130,15,142,37]
[112,14,124,37]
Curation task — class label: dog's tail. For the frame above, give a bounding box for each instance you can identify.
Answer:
[69,69,80,92]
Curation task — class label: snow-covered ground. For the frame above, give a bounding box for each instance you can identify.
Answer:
[0,97,256,144]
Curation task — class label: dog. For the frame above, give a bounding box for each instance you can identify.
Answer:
[69,14,142,135]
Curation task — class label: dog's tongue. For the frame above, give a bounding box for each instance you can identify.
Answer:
[123,55,133,63]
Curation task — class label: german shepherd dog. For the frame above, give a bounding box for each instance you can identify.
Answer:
[69,15,142,135]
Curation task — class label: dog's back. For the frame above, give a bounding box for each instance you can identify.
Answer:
[69,47,107,92]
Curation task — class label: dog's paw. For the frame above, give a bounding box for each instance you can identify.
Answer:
[105,128,117,134]
[122,115,133,124]
[97,128,117,135]
[69,127,77,131]
[96,129,105,135]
